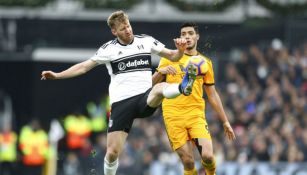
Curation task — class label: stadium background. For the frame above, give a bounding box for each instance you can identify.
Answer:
[0,0,307,175]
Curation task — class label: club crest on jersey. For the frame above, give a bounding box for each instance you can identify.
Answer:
[137,45,144,50]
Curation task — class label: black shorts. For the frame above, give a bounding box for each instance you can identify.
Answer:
[108,88,157,133]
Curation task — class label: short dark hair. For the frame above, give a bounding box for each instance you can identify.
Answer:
[180,22,199,34]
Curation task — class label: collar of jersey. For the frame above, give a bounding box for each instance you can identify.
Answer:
[184,52,199,56]
[116,37,134,46]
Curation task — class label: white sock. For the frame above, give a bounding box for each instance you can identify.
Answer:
[162,84,181,99]
[104,157,119,175]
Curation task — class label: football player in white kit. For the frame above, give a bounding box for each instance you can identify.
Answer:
[41,10,197,175]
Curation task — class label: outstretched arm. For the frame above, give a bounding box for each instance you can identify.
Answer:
[152,66,177,85]
[41,59,98,80]
[158,38,187,62]
[152,71,165,86]
[204,85,236,140]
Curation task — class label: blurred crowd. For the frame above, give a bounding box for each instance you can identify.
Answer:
[0,39,306,175]
[218,39,307,164]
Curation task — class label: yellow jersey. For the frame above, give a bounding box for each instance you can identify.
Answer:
[158,53,215,117]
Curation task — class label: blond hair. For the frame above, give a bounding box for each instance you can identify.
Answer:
[107,10,129,29]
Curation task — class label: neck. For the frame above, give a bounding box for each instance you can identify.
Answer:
[117,36,133,45]
[185,49,198,56]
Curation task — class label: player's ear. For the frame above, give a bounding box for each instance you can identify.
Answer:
[111,28,117,36]
[196,34,200,40]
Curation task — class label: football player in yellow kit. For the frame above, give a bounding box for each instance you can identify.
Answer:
[153,22,236,175]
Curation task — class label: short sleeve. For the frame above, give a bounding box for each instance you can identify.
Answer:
[90,42,112,65]
[157,57,170,70]
[203,59,215,85]
[148,36,165,55]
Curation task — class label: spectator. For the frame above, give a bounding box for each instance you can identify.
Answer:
[0,124,17,175]
[63,113,91,151]
[19,119,49,175]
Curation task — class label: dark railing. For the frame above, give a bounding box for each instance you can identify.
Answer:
[1,0,307,15]
[166,0,238,11]
[80,0,140,9]
[256,0,307,15]
[0,0,52,7]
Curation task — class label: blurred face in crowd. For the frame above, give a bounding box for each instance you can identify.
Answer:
[30,119,41,131]
[180,26,199,50]
[2,124,11,133]
[108,10,134,45]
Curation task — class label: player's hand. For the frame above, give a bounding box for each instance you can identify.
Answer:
[223,121,236,140]
[174,38,187,52]
[158,66,177,76]
[41,71,58,80]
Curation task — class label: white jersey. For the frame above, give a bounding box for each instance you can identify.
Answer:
[90,35,165,104]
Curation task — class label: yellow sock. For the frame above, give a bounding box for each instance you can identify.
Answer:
[184,167,197,175]
[201,159,216,175]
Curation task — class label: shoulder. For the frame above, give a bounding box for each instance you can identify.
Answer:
[135,34,152,38]
[198,53,213,65]
[158,57,172,68]
[134,34,162,46]
[135,34,157,42]
[160,57,170,63]
[100,39,118,50]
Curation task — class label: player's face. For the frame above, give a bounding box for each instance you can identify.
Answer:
[180,27,199,50]
[112,20,134,45]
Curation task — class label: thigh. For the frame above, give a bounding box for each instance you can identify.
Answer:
[187,115,211,140]
[146,82,167,107]
[176,141,195,160]
[164,116,189,150]
[193,138,213,157]
[137,88,158,118]
[187,115,213,155]
[108,99,137,133]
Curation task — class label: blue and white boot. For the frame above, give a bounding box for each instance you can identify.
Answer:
[180,64,197,96]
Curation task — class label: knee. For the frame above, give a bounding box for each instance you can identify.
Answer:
[152,82,167,97]
[201,152,215,163]
[179,153,195,169]
[106,146,120,161]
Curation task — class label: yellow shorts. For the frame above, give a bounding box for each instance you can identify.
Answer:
[163,114,211,150]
